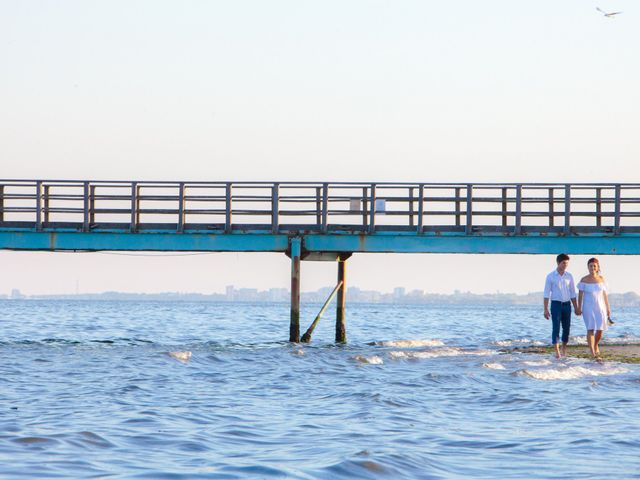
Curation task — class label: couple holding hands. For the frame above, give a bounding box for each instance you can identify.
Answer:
[543,253,612,359]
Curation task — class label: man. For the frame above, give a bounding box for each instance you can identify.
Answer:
[543,253,579,358]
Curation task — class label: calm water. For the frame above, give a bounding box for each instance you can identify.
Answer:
[1,299,640,479]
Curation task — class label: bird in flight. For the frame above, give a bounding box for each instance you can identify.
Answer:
[596,7,623,17]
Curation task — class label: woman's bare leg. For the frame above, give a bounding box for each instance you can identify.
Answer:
[587,330,596,357]
[594,330,604,356]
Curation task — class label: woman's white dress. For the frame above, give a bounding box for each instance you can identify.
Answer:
[578,282,608,331]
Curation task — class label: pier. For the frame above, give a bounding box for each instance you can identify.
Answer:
[2,180,640,342]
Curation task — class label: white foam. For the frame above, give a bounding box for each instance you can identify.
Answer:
[482,362,506,370]
[353,355,384,365]
[522,359,553,367]
[568,334,640,346]
[375,339,445,348]
[167,351,192,363]
[494,338,544,347]
[603,335,640,345]
[389,348,493,359]
[517,364,629,381]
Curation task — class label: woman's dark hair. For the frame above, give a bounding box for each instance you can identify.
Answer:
[587,257,600,272]
[556,253,570,264]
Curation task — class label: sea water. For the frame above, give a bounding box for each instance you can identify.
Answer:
[1,300,640,479]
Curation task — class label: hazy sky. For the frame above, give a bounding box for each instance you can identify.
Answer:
[1,1,639,295]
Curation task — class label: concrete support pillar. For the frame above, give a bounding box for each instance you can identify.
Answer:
[336,258,347,343]
[289,237,301,342]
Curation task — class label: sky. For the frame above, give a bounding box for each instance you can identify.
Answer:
[1,1,639,295]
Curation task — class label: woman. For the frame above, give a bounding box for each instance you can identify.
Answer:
[577,257,611,358]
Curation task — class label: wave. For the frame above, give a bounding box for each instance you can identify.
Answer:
[389,347,494,359]
[353,355,384,365]
[514,364,630,381]
[564,335,640,346]
[371,339,445,348]
[1,337,155,347]
[493,338,545,347]
[165,351,192,363]
[482,362,506,370]
[603,335,640,345]
[522,359,553,366]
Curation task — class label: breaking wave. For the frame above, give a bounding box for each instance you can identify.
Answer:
[372,339,445,348]
[388,348,494,359]
[515,364,630,381]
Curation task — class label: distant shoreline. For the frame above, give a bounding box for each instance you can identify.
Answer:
[3,290,640,307]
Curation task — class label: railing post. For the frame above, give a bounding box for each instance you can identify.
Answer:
[83,182,90,232]
[289,237,301,342]
[271,183,279,234]
[596,187,602,228]
[614,184,621,235]
[501,187,507,227]
[465,184,472,235]
[548,188,555,227]
[89,185,96,226]
[178,182,186,233]
[321,183,328,233]
[564,184,571,235]
[136,185,142,226]
[43,185,50,225]
[315,186,321,229]
[35,180,43,232]
[0,184,4,223]
[455,187,461,227]
[130,182,138,233]
[417,184,424,234]
[362,186,368,229]
[225,183,232,234]
[408,187,415,227]
[515,185,522,235]
[368,184,376,234]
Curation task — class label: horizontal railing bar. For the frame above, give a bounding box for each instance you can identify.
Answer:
[5,222,640,232]
[6,179,640,187]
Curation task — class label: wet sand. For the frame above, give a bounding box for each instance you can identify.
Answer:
[507,344,640,363]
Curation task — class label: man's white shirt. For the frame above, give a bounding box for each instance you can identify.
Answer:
[544,270,576,302]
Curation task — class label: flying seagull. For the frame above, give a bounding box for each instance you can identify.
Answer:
[596,7,623,17]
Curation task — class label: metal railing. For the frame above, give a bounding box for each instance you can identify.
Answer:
[0,180,638,235]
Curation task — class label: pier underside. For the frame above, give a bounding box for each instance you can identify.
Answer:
[1,231,640,255]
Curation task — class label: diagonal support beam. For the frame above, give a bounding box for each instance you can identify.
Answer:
[301,280,343,343]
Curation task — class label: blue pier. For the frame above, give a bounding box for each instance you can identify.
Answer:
[2,180,640,341]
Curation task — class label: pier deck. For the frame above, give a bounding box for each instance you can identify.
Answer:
[1,180,639,254]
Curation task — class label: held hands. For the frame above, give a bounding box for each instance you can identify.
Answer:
[575,308,582,316]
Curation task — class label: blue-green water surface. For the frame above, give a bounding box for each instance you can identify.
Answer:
[1,300,639,479]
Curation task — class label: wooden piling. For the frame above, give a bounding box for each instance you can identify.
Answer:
[290,237,301,342]
[335,257,347,343]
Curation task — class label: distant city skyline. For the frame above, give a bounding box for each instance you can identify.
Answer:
[5,284,640,307]
[2,251,639,297]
